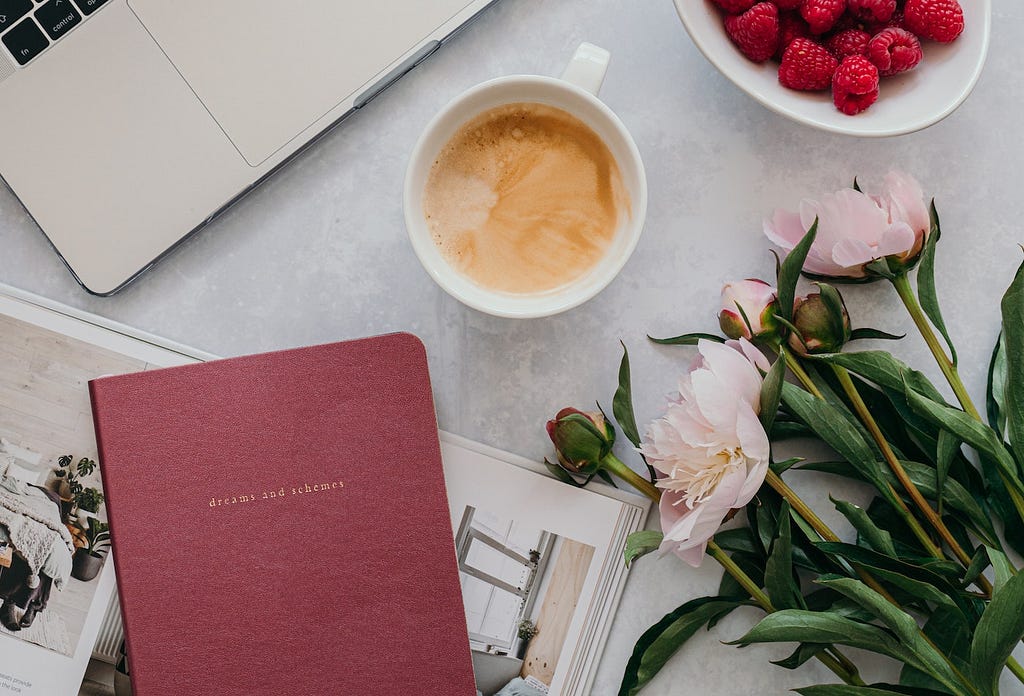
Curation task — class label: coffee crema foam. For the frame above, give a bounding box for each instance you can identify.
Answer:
[423,102,630,295]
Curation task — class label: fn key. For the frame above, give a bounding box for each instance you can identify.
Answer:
[2,19,48,66]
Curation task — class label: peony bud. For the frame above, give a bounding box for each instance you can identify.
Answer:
[545,408,615,474]
[788,286,851,355]
[718,279,780,341]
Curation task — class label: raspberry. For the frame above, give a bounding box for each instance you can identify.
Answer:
[724,3,780,63]
[800,0,846,34]
[779,38,839,91]
[865,10,905,34]
[868,27,923,75]
[832,55,879,114]
[904,0,964,42]
[771,0,802,10]
[847,0,896,23]
[712,0,757,13]
[776,12,811,59]
[825,29,871,59]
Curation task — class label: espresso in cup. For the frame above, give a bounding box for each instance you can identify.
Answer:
[423,102,630,295]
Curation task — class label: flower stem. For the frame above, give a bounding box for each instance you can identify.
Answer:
[891,274,982,421]
[1008,656,1024,687]
[832,365,984,575]
[783,351,825,399]
[707,540,865,687]
[603,453,661,503]
[708,540,773,610]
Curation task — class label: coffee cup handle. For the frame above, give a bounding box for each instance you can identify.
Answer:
[561,42,610,97]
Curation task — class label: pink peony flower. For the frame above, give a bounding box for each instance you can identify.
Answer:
[719,279,779,341]
[640,339,771,567]
[764,171,930,280]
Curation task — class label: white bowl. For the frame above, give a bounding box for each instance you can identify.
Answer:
[673,0,991,137]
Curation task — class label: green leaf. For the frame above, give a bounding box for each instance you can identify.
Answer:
[765,500,801,610]
[917,203,957,366]
[772,642,828,670]
[780,382,892,495]
[733,609,961,688]
[796,686,951,696]
[760,353,787,434]
[613,343,642,449]
[779,219,819,322]
[624,531,663,568]
[814,351,945,403]
[818,282,849,341]
[802,459,997,547]
[935,431,958,516]
[816,577,967,693]
[851,328,906,342]
[986,546,1015,593]
[714,528,762,558]
[772,420,814,440]
[832,497,896,556]
[969,569,1024,696]
[812,543,968,619]
[771,457,803,474]
[544,458,593,487]
[961,547,991,590]
[618,596,747,696]
[1000,258,1024,462]
[904,385,1024,502]
[647,332,724,346]
[987,333,1008,436]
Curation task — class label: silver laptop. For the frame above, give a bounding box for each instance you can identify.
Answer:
[0,0,496,295]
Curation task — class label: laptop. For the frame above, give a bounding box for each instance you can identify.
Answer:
[0,0,497,295]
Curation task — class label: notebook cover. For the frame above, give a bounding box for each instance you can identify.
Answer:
[89,334,477,696]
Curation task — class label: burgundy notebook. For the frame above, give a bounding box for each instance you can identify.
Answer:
[90,334,477,696]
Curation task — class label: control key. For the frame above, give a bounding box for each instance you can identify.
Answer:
[35,0,79,41]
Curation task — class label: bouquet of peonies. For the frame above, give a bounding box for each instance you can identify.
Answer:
[545,173,1024,695]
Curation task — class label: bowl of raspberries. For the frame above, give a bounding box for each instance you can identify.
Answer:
[674,0,990,135]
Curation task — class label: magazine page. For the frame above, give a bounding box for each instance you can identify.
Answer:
[441,436,648,696]
[0,287,202,696]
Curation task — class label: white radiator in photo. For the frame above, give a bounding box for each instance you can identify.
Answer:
[92,588,125,664]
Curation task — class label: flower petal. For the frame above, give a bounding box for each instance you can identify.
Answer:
[697,340,762,408]
[764,209,805,250]
[831,237,877,270]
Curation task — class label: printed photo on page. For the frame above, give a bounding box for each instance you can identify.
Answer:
[0,286,200,696]
[441,436,648,696]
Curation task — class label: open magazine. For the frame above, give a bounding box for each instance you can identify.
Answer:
[0,283,649,696]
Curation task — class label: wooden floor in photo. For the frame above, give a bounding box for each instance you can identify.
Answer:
[521,538,594,686]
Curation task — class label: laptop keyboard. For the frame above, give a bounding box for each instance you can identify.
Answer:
[1,0,107,66]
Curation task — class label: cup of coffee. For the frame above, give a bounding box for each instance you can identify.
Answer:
[404,43,647,318]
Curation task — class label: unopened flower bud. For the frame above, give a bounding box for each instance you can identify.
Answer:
[788,287,851,355]
[545,408,615,474]
[719,279,780,342]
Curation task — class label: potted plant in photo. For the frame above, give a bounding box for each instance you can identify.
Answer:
[71,517,110,582]
[74,486,104,527]
[515,619,538,660]
[54,455,98,521]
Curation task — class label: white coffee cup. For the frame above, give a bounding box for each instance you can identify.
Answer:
[404,43,648,319]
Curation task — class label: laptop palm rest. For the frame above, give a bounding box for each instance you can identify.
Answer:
[127,0,474,167]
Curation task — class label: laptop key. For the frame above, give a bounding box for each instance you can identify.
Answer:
[35,0,78,40]
[0,0,34,33]
[71,0,104,15]
[2,18,46,64]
